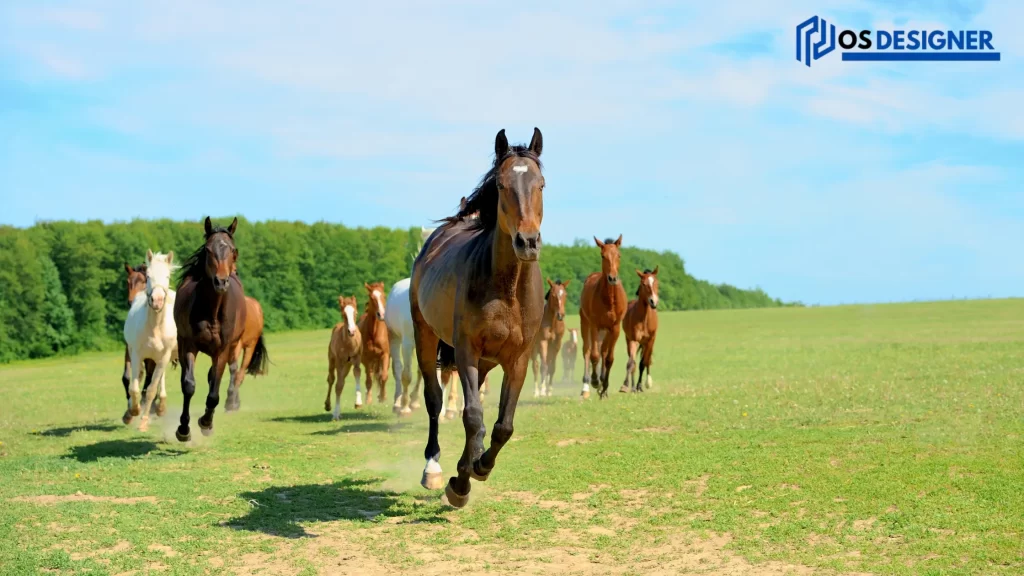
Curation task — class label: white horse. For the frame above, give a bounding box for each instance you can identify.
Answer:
[385,278,422,415]
[123,250,178,432]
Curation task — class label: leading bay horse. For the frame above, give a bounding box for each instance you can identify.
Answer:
[621,267,659,393]
[173,216,249,442]
[411,127,545,508]
[579,235,627,399]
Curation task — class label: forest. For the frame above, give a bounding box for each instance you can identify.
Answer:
[0,217,797,363]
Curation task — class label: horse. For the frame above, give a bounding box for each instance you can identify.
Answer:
[561,328,579,384]
[531,278,570,397]
[172,216,248,442]
[579,235,627,399]
[121,262,158,423]
[224,295,269,411]
[325,295,362,419]
[123,250,178,432]
[385,278,421,415]
[358,282,390,407]
[411,127,545,508]
[621,267,660,393]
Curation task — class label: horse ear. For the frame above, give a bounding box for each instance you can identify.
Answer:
[124,262,132,275]
[529,127,543,156]
[228,217,238,236]
[636,269,644,279]
[494,129,508,159]
[204,216,213,236]
[563,278,571,287]
[593,236,604,248]
[546,278,554,288]
[459,196,468,212]
[338,295,345,308]
[146,249,153,263]
[652,265,659,276]
[166,251,174,266]
[364,282,372,292]
[614,234,623,247]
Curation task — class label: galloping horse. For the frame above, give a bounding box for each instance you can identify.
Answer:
[579,235,627,399]
[562,328,579,384]
[385,278,421,415]
[621,267,660,393]
[121,263,158,421]
[224,295,269,412]
[173,217,248,442]
[123,251,177,432]
[358,282,390,407]
[325,295,362,419]
[411,127,545,508]
[531,278,570,397]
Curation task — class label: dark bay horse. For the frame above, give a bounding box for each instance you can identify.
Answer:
[411,127,545,508]
[579,235,627,399]
[621,267,660,393]
[172,217,249,442]
[531,278,569,397]
[121,262,157,423]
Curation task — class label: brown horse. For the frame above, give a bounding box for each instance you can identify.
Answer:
[173,217,248,442]
[325,295,362,419]
[579,235,627,399]
[121,263,158,422]
[561,328,579,384]
[531,278,570,397]
[411,127,545,508]
[621,267,660,393]
[358,282,390,407]
[224,295,269,411]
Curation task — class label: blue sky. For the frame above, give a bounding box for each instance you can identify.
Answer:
[1,0,1021,306]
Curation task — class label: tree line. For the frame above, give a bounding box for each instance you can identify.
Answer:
[0,217,798,363]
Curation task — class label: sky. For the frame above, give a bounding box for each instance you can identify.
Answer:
[1,0,1021,306]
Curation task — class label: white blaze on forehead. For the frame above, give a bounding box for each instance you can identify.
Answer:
[372,290,385,313]
[512,164,529,173]
[344,305,357,332]
[647,276,655,287]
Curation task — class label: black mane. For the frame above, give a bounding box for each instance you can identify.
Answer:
[176,226,233,288]
[440,144,542,232]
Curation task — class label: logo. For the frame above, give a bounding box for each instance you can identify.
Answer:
[796,15,1000,67]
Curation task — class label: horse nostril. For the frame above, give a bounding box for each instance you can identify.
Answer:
[527,236,538,250]
[514,233,527,250]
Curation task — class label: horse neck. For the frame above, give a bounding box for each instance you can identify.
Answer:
[197,279,227,321]
[602,276,622,307]
[636,294,657,323]
[363,307,384,334]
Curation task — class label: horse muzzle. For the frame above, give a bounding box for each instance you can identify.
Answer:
[556,313,565,321]
[607,275,618,285]
[512,231,541,261]
[213,276,231,293]
[649,298,658,309]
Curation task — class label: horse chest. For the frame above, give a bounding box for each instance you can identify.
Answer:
[196,320,222,348]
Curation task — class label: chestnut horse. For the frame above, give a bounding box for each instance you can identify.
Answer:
[224,295,269,411]
[579,235,627,399]
[121,263,158,422]
[411,127,545,508]
[621,267,660,393]
[173,217,248,442]
[358,282,390,407]
[561,328,578,384]
[325,295,362,419]
[531,278,570,397]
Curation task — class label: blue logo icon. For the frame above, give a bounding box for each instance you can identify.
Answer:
[796,16,836,67]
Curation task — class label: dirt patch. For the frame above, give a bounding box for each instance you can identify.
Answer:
[635,426,677,433]
[555,438,592,447]
[684,474,710,497]
[148,543,179,558]
[12,491,158,505]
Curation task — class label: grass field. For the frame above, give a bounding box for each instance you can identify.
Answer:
[1,300,1022,575]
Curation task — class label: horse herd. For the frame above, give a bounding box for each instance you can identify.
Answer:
[118,128,662,507]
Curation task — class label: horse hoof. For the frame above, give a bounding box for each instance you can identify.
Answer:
[470,464,490,482]
[421,471,445,491]
[619,385,630,393]
[122,413,133,425]
[354,403,363,410]
[130,405,141,417]
[324,402,331,412]
[200,426,213,437]
[445,410,457,420]
[581,391,590,399]
[410,401,421,410]
[443,482,470,508]
[400,407,412,416]
[155,403,167,417]
[138,418,150,432]
[175,428,191,443]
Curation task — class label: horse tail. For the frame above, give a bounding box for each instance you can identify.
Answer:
[247,334,269,376]
[436,340,456,373]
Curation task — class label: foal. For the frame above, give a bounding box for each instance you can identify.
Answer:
[531,278,570,397]
[326,295,362,419]
[579,235,627,399]
[562,328,579,384]
[359,282,390,407]
[621,267,660,393]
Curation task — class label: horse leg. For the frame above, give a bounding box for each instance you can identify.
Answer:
[600,325,620,399]
[225,346,241,413]
[325,352,337,413]
[412,319,444,491]
[390,337,404,415]
[176,348,197,442]
[334,361,351,421]
[579,315,592,397]
[445,369,461,420]
[226,341,251,412]
[399,337,414,414]
[444,345,484,508]
[642,335,656,390]
[352,357,363,409]
[531,352,540,398]
[138,356,168,432]
[546,337,560,397]
[622,340,638,393]
[539,341,549,398]
[197,351,228,436]
[588,327,603,399]
[378,352,389,405]
[410,365,422,410]
[475,353,527,483]
[156,365,168,417]
[122,348,134,424]
[142,358,156,415]
[127,350,144,420]
[362,359,374,406]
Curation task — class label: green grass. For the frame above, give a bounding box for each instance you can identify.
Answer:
[1,300,1022,575]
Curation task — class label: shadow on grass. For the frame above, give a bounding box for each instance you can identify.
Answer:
[227,478,449,538]
[310,421,411,436]
[269,411,382,424]
[34,423,121,437]
[63,439,187,463]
